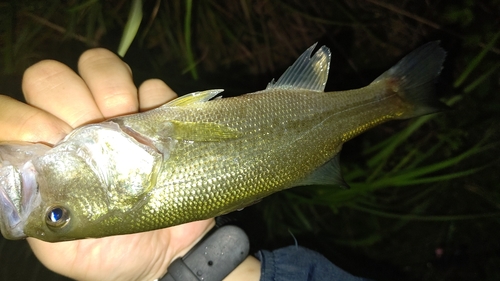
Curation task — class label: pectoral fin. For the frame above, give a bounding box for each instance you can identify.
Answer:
[295,154,349,189]
[153,89,239,142]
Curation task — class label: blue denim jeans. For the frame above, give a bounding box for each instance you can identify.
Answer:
[255,246,372,281]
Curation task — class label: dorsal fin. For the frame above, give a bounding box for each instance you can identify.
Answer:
[266,43,331,92]
[165,89,224,107]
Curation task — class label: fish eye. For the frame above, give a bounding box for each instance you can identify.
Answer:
[45,206,70,228]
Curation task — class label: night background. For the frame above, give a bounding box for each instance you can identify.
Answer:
[0,1,499,280]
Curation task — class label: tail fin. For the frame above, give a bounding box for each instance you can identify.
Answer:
[372,41,447,118]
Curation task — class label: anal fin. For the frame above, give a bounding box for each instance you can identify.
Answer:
[295,154,349,189]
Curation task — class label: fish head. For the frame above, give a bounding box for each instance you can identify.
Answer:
[1,122,162,242]
[22,148,115,241]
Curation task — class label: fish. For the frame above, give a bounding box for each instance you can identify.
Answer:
[0,42,446,242]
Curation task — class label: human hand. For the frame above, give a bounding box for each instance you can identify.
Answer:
[0,48,214,281]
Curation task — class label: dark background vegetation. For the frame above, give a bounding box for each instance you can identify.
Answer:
[1,1,499,280]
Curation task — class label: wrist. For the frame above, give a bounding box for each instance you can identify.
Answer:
[223,256,261,281]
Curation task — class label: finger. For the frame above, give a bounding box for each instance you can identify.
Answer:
[78,48,138,118]
[22,60,104,128]
[138,79,177,111]
[0,96,71,144]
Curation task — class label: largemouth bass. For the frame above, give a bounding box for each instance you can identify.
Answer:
[0,42,446,242]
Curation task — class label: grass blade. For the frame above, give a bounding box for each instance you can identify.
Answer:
[183,0,198,79]
[464,62,500,93]
[367,115,434,167]
[348,203,500,221]
[117,0,143,57]
[453,31,500,88]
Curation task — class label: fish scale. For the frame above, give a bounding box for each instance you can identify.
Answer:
[0,42,446,241]
[121,87,415,231]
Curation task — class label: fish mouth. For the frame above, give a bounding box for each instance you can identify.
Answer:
[0,165,26,239]
[0,143,48,239]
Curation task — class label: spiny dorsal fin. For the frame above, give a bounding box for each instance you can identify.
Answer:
[165,89,224,107]
[266,43,331,92]
[294,153,349,189]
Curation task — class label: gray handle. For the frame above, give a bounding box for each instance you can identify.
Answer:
[161,225,250,281]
